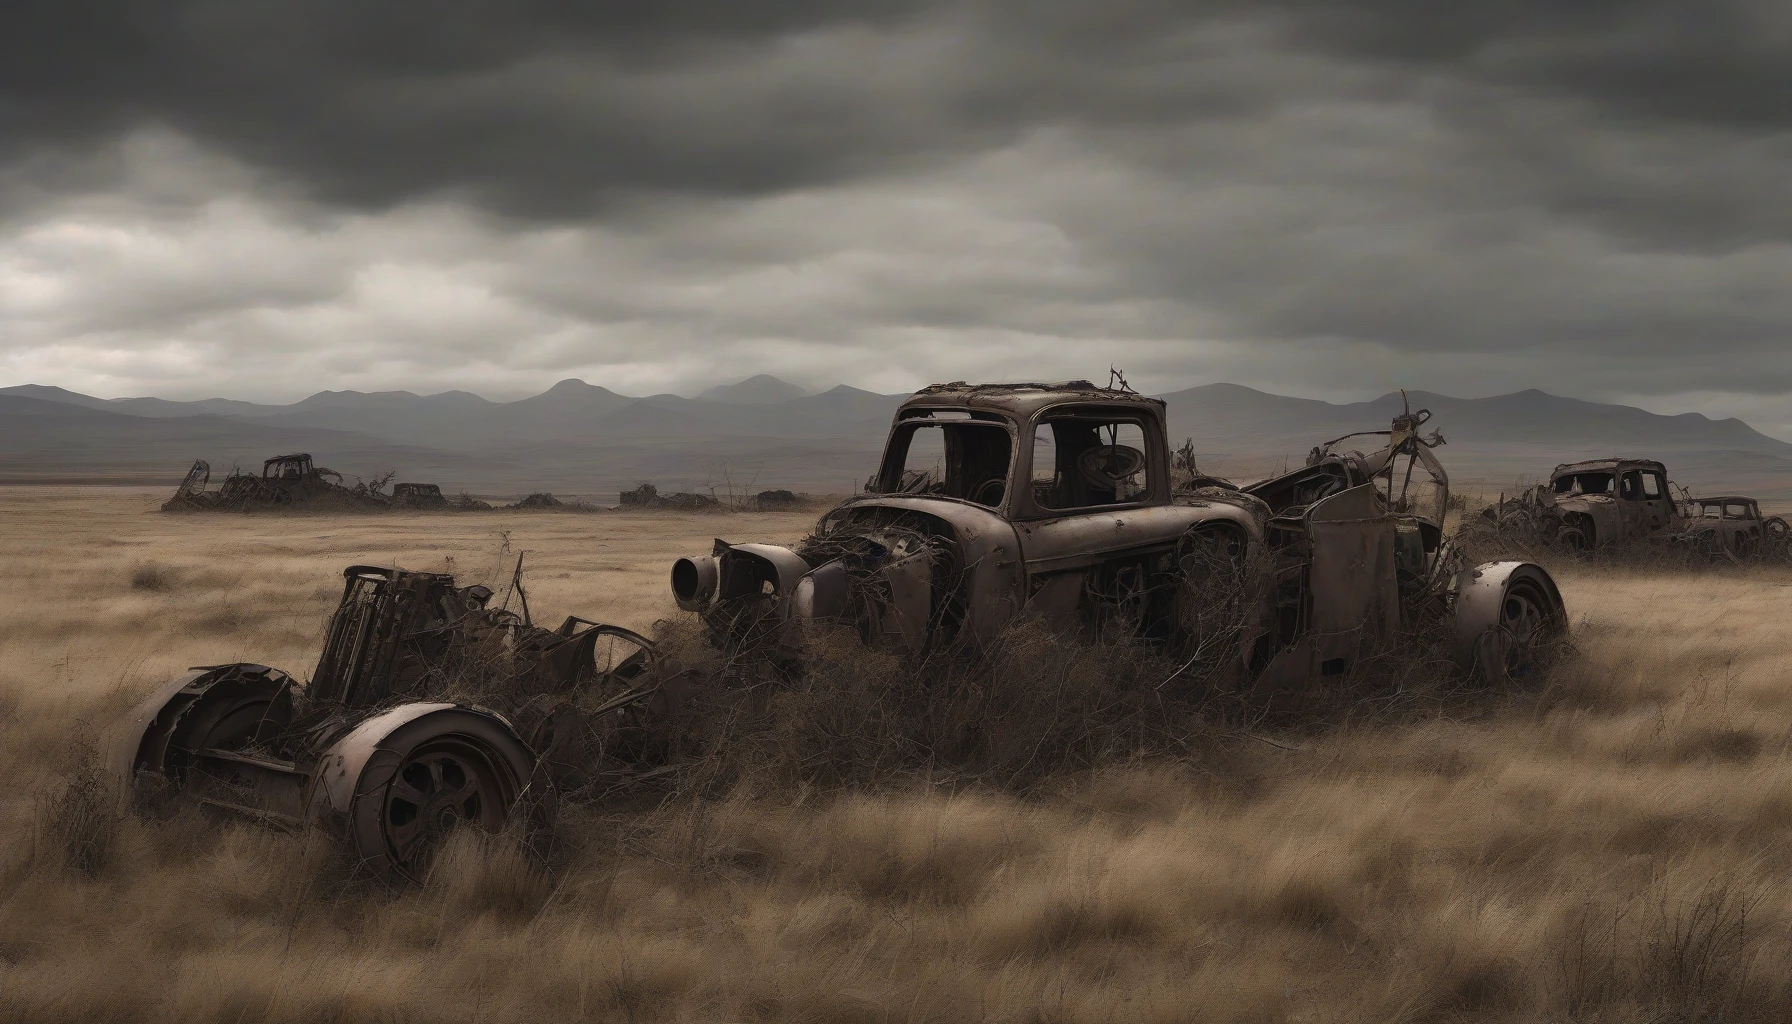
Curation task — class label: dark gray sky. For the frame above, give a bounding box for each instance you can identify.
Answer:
[5,1,1792,434]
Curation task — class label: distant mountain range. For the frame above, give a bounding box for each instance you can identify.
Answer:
[4,378,1790,500]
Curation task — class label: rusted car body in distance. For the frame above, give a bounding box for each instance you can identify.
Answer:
[1473,457,1682,552]
[1545,458,1680,550]
[1671,496,1791,560]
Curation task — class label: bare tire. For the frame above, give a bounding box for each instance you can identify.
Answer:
[345,709,537,882]
[1453,562,1566,686]
[1553,525,1589,553]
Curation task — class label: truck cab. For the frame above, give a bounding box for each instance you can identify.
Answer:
[1547,458,1678,549]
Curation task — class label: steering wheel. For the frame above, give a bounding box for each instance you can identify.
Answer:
[1077,445,1145,491]
[972,477,1006,507]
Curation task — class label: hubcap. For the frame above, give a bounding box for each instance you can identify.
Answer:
[1489,581,1551,679]
[383,740,509,866]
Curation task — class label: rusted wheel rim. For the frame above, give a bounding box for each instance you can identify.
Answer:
[1478,578,1553,682]
[382,737,514,869]
[1500,582,1547,646]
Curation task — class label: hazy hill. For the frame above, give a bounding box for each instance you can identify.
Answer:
[699,374,808,404]
[0,384,284,420]
[4,376,1789,501]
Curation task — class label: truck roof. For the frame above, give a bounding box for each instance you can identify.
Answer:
[899,381,1164,420]
[1551,457,1666,476]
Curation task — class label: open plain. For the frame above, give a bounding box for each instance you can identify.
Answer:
[7,487,1792,1022]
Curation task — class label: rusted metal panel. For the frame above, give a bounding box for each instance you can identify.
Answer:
[1306,484,1399,640]
[1015,503,1256,575]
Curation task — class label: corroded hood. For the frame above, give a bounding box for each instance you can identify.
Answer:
[1552,493,1619,516]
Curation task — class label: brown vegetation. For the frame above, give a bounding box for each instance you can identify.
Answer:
[5,486,1792,1022]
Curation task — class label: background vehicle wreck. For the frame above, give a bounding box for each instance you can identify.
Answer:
[1670,496,1792,561]
[1470,456,1789,563]
[164,453,426,512]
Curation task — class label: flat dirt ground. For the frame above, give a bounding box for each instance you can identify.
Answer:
[7,486,1792,1023]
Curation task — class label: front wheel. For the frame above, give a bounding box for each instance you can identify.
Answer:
[1553,524,1590,553]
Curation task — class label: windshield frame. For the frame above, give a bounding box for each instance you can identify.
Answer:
[870,409,1019,508]
[1553,471,1616,497]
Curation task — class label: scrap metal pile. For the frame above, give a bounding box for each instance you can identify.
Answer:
[163,453,557,512]
[164,454,391,511]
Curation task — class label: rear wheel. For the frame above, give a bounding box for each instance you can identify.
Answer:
[1693,530,1724,562]
[348,710,537,882]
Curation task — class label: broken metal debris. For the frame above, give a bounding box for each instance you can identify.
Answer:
[619,483,722,510]
[165,454,427,512]
[162,454,607,513]
[163,454,391,511]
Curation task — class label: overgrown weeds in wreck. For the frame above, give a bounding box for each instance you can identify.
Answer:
[598,607,1560,807]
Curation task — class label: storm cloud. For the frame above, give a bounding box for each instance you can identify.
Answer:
[3,0,1791,433]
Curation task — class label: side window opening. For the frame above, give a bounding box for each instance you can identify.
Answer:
[1033,418,1150,510]
[1641,473,1663,499]
[1620,471,1643,500]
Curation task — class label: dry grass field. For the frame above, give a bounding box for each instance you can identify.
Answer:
[6,486,1792,1022]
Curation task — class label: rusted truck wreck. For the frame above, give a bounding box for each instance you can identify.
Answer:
[673,382,1567,690]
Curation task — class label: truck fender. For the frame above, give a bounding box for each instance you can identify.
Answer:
[1452,561,1567,682]
[115,664,294,790]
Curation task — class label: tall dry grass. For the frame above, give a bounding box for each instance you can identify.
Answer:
[6,487,1792,1021]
